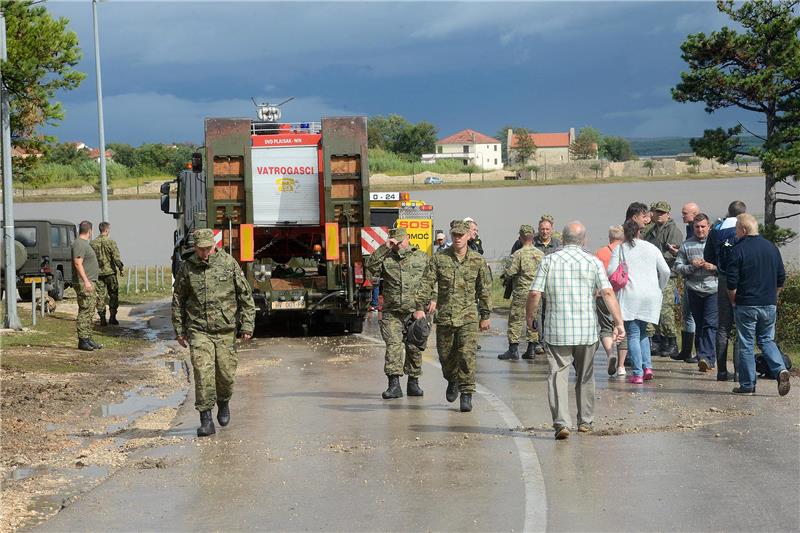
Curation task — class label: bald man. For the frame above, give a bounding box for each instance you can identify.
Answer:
[674,202,701,362]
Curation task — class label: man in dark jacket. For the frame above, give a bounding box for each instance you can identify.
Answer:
[704,200,746,380]
[726,214,789,396]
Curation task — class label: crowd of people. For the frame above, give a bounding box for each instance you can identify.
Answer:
[366,199,792,441]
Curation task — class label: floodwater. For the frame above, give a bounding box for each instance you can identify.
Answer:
[7,176,799,266]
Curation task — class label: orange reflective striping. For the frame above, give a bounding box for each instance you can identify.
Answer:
[240,224,254,262]
[325,222,340,261]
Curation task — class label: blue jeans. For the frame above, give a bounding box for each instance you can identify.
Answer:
[682,286,695,333]
[371,284,380,307]
[688,289,717,364]
[625,319,652,377]
[734,305,785,390]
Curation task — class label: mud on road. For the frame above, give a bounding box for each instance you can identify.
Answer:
[0,300,188,533]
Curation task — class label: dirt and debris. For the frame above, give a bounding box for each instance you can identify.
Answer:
[0,300,188,533]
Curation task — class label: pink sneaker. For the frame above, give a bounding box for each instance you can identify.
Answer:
[643,368,654,381]
[627,375,644,384]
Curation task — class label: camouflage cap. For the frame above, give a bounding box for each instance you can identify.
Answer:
[449,219,461,228]
[450,221,471,235]
[389,227,407,240]
[539,214,554,224]
[519,224,534,237]
[651,201,671,213]
[193,229,215,247]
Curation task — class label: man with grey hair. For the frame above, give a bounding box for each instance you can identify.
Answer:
[527,221,625,440]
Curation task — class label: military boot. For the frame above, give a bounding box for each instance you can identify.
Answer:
[460,393,473,412]
[381,375,403,399]
[407,377,424,397]
[197,410,216,437]
[522,343,536,360]
[650,335,663,356]
[88,338,103,350]
[445,380,459,403]
[217,400,230,426]
[98,311,107,326]
[662,336,679,358]
[109,310,119,326]
[498,343,519,361]
[78,338,94,351]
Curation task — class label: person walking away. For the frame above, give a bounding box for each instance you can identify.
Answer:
[415,221,492,413]
[726,214,790,396]
[704,200,746,381]
[172,229,256,437]
[499,225,544,361]
[643,201,682,357]
[72,221,102,352]
[595,225,629,376]
[527,222,624,440]
[675,213,718,372]
[91,222,125,326]
[365,227,430,399]
[608,220,670,385]
[674,202,701,361]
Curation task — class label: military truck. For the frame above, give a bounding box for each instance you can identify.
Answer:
[160,111,372,333]
[2,219,77,301]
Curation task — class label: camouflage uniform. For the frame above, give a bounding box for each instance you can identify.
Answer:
[172,241,256,412]
[71,237,99,340]
[416,224,492,394]
[504,239,544,344]
[365,237,429,377]
[644,202,682,339]
[91,234,124,314]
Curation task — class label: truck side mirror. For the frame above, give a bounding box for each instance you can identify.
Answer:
[191,152,203,173]
[160,182,172,215]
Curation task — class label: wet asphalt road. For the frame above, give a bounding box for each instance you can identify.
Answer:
[38,314,800,532]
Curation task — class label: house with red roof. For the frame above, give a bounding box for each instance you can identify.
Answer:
[422,129,503,170]
[507,127,596,165]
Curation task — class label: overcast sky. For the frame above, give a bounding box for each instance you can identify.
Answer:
[42,1,756,146]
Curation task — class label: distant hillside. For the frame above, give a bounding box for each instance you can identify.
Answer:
[628,136,763,157]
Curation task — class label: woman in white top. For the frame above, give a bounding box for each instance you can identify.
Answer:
[608,219,671,384]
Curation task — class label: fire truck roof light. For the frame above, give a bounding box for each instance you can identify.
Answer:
[400,192,410,201]
[420,205,433,211]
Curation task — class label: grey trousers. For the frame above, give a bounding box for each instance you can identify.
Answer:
[544,342,598,429]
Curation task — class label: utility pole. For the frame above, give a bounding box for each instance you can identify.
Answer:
[92,0,109,222]
[0,10,22,329]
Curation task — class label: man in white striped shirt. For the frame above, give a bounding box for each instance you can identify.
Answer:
[526,221,625,440]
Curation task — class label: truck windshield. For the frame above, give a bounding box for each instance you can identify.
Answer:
[15,227,37,247]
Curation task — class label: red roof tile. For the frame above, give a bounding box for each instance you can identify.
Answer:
[437,129,500,145]
[510,132,571,148]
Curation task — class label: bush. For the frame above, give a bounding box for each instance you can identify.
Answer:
[368,148,474,176]
[776,269,800,352]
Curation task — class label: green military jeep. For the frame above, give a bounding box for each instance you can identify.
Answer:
[12,219,77,301]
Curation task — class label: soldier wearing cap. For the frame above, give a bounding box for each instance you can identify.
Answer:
[415,220,492,413]
[644,201,683,357]
[499,225,545,361]
[91,221,124,326]
[172,228,256,437]
[364,226,430,399]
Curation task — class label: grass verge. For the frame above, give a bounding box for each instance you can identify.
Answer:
[1,312,146,373]
[371,172,761,192]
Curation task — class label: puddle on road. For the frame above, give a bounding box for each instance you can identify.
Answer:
[92,387,186,427]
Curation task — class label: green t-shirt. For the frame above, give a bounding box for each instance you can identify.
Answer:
[72,237,99,283]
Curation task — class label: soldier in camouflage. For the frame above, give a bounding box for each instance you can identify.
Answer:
[91,222,124,326]
[172,229,256,437]
[71,221,103,352]
[499,225,545,361]
[365,227,430,399]
[644,201,683,357]
[415,221,492,413]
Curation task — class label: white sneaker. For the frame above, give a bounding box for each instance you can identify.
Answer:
[615,367,627,377]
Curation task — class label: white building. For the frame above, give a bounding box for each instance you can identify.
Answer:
[422,129,503,170]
